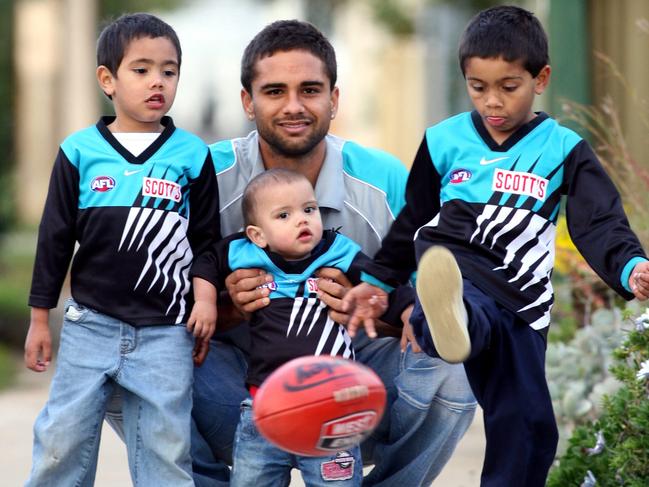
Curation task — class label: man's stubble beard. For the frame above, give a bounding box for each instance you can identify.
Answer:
[258,120,330,158]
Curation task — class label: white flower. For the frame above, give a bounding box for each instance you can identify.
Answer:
[637,360,649,381]
[586,431,605,456]
[635,308,649,331]
[581,470,597,487]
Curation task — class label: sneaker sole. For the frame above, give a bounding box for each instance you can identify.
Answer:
[416,246,470,363]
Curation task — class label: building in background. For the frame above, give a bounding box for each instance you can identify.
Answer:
[11,0,649,226]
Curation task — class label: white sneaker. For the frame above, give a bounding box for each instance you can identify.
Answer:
[416,246,470,363]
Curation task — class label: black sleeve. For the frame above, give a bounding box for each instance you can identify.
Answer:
[368,135,443,283]
[190,232,243,290]
[565,140,647,299]
[188,150,221,258]
[28,149,79,309]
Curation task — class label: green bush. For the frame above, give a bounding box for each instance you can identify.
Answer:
[0,232,35,349]
[548,309,649,486]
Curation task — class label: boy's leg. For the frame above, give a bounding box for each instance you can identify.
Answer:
[26,299,117,487]
[230,399,292,487]
[117,323,195,487]
[296,447,363,486]
[463,305,557,487]
[416,246,471,362]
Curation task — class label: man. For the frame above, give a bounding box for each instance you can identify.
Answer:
[191,20,476,487]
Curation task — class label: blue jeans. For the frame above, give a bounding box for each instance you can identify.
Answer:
[231,399,362,487]
[26,298,195,487]
[191,331,476,487]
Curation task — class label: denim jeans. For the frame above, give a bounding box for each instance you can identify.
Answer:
[26,298,195,487]
[191,330,477,487]
[231,399,362,487]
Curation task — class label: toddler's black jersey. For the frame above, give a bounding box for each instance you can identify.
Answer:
[372,111,646,333]
[192,230,412,386]
[29,116,220,326]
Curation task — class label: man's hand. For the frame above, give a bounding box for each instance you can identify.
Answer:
[24,307,51,372]
[193,336,211,367]
[398,305,422,353]
[316,267,353,324]
[630,260,649,301]
[225,268,273,317]
[341,283,389,338]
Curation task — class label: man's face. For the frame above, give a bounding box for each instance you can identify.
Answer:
[242,49,339,157]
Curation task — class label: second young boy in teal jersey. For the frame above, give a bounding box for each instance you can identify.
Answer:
[24,13,220,486]
[345,6,649,486]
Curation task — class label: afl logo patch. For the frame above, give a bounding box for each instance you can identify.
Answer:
[449,169,472,184]
[258,280,278,292]
[91,176,116,192]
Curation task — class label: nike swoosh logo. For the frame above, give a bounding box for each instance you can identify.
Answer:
[123,169,144,176]
[479,156,509,166]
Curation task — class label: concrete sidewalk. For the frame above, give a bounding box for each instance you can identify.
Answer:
[1,360,484,486]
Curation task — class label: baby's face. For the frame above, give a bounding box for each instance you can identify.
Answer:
[250,179,323,260]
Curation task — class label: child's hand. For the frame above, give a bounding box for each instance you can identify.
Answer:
[189,277,218,339]
[24,308,52,372]
[630,260,649,301]
[187,300,217,339]
[341,282,389,338]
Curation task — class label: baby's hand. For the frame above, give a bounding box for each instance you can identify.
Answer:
[341,282,389,338]
[187,300,217,339]
[630,260,649,301]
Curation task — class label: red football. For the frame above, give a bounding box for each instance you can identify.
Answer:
[253,355,386,457]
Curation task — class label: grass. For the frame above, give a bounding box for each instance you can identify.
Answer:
[0,229,35,389]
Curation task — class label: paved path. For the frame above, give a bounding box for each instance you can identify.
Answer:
[1,358,484,486]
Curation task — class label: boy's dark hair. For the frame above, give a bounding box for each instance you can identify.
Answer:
[241,19,337,93]
[242,169,311,227]
[97,13,182,75]
[459,5,549,77]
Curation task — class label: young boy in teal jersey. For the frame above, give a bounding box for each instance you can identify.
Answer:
[344,6,649,486]
[24,13,220,486]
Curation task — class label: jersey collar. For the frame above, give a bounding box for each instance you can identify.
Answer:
[96,116,175,164]
[471,110,549,152]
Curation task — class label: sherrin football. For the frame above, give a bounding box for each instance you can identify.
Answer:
[252,355,387,456]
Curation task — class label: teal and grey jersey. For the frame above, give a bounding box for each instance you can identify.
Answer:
[211,131,408,258]
[372,111,646,333]
[192,230,412,386]
[29,116,220,326]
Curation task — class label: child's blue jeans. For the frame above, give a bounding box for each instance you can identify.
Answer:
[25,298,195,487]
[231,398,363,487]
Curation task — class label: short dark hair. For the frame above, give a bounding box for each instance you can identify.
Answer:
[240,19,337,93]
[242,169,311,226]
[97,13,182,75]
[458,5,549,77]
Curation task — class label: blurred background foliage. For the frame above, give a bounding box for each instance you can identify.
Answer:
[0,0,15,234]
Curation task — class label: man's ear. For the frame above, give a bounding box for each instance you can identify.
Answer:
[329,86,339,120]
[534,65,551,95]
[245,224,266,248]
[241,89,254,121]
[97,65,115,98]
